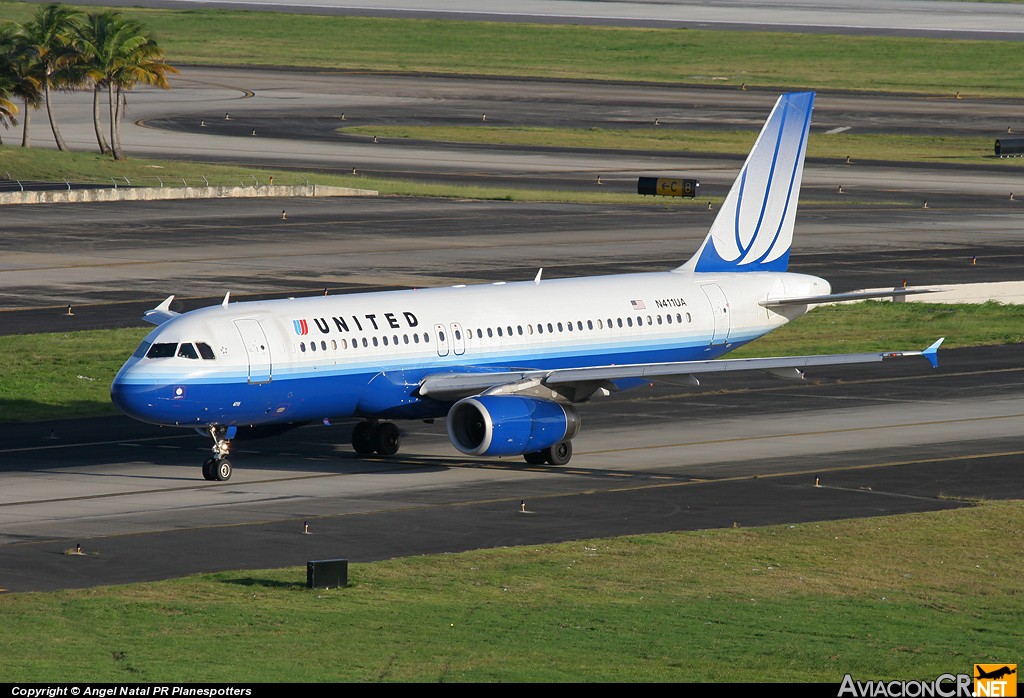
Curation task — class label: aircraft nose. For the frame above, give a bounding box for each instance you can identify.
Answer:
[110,364,158,422]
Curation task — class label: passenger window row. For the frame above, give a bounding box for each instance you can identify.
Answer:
[463,312,692,340]
[300,332,431,353]
[295,313,693,354]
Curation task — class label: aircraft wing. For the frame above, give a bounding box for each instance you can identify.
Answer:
[143,295,180,326]
[417,339,944,401]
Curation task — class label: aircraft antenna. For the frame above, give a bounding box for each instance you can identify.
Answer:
[534,268,543,285]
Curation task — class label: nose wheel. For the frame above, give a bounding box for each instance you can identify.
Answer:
[202,425,234,481]
[202,457,232,481]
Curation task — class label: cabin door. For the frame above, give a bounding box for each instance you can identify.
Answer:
[700,283,732,346]
[450,322,466,356]
[234,319,273,383]
[434,323,450,357]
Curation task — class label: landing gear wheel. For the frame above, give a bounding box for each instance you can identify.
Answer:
[351,421,375,455]
[205,425,233,479]
[373,422,400,456]
[213,458,232,481]
[544,440,573,466]
[523,451,547,465]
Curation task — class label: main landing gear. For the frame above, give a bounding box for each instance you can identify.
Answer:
[523,440,573,466]
[351,420,401,456]
[202,425,233,481]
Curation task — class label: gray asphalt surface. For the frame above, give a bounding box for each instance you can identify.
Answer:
[23,67,1024,213]
[3,3,1024,594]
[2,198,1023,334]
[2,342,1022,593]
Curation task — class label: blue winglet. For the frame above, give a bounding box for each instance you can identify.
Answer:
[922,338,944,369]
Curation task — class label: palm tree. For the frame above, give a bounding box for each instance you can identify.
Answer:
[0,78,18,145]
[73,11,147,154]
[107,30,176,160]
[0,34,21,144]
[0,24,41,148]
[15,3,82,151]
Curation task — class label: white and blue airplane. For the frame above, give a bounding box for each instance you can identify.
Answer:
[111,91,942,481]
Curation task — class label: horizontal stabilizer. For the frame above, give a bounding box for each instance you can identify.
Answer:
[760,287,944,307]
[143,295,179,326]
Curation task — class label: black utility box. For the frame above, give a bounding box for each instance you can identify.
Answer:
[994,138,1024,157]
[307,558,348,588]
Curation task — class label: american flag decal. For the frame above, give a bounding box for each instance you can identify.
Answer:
[631,299,646,310]
[293,319,309,335]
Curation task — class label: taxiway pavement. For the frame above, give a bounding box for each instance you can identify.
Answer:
[3,57,1023,592]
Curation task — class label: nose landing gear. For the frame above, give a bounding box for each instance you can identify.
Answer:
[202,425,234,481]
[202,457,232,481]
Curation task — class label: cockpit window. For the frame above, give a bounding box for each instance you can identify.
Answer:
[146,342,177,359]
[177,343,199,360]
[132,341,152,359]
[196,342,216,360]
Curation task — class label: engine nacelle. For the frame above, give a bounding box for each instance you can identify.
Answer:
[446,395,581,457]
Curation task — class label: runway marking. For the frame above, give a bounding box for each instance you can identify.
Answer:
[1,434,194,454]
[6,447,1017,548]
[2,410,1021,516]
[824,126,852,134]
[0,461,428,510]
[584,411,1024,456]
[561,448,1024,501]
[811,484,942,503]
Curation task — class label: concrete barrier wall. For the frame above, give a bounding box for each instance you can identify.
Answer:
[0,184,377,205]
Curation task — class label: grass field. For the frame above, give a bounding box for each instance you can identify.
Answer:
[341,125,1018,167]
[1,500,1021,681]
[4,2,1023,191]
[0,146,718,205]
[3,1,1023,97]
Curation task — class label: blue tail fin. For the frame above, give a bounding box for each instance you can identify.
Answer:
[677,91,815,273]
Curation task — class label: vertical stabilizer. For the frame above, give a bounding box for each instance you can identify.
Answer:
[677,91,814,273]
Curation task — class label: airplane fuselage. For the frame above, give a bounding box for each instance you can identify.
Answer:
[111,269,828,428]
[107,91,942,482]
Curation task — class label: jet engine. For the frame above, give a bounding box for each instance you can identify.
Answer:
[446,395,581,457]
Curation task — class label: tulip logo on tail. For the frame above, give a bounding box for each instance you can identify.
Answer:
[690,91,814,274]
[293,319,308,335]
[975,665,1017,697]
